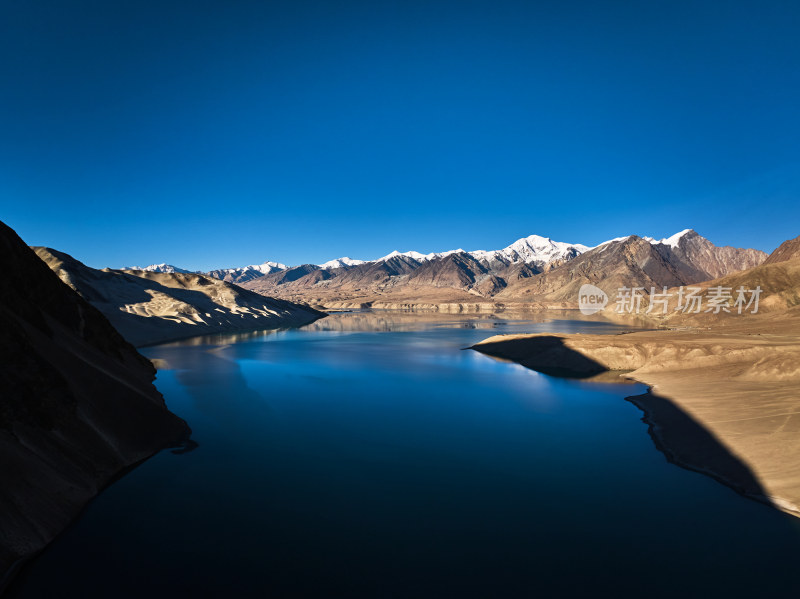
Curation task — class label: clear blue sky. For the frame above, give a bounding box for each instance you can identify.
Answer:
[2,0,799,270]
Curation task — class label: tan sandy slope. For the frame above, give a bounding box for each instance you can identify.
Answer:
[33,247,324,346]
[473,325,800,516]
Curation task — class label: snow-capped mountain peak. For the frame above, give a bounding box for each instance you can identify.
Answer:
[374,236,590,267]
[505,234,591,260]
[127,263,191,274]
[262,260,287,268]
[319,257,366,269]
[249,261,288,273]
[471,235,591,265]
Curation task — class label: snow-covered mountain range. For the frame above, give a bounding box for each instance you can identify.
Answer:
[127,229,701,282]
[204,261,287,284]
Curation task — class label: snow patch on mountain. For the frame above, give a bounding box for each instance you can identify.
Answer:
[644,229,695,249]
[596,230,695,251]
[377,249,464,263]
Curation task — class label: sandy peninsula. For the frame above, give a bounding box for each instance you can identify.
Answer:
[472,313,800,517]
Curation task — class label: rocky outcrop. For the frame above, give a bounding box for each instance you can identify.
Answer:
[34,248,324,347]
[0,221,189,589]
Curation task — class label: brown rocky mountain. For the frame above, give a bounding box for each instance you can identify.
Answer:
[665,229,767,279]
[243,252,509,309]
[267,264,329,285]
[588,236,800,327]
[0,221,188,588]
[243,254,430,308]
[702,243,800,312]
[406,253,492,290]
[34,248,324,347]
[242,230,766,309]
[335,255,421,283]
[763,234,800,265]
[659,247,800,323]
[205,267,269,284]
[495,236,689,302]
[497,232,767,303]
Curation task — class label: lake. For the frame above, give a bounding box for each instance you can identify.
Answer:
[11,312,800,598]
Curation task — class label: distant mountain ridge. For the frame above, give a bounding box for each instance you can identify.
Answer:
[130,229,759,281]
[204,261,287,284]
[236,230,767,309]
[129,263,192,274]
[122,230,768,310]
[126,232,598,281]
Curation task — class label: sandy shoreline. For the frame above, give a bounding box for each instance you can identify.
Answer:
[471,326,800,517]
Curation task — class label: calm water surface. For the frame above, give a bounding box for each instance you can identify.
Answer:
[12,312,800,598]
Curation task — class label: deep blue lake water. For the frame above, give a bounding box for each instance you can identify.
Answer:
[11,312,800,597]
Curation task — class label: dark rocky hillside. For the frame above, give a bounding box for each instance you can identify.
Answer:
[0,221,189,589]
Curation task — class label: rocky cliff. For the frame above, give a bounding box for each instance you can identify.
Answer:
[0,221,189,589]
